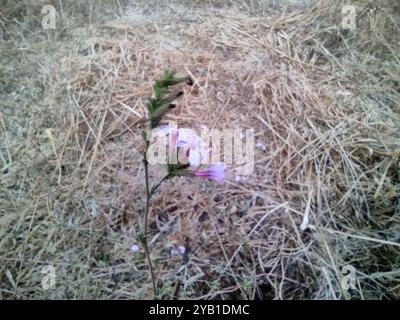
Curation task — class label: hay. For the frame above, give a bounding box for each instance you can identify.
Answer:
[1,0,399,299]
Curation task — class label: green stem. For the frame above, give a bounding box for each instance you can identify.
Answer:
[142,139,157,297]
[150,174,172,197]
[141,138,172,298]
[143,157,150,238]
[143,236,157,297]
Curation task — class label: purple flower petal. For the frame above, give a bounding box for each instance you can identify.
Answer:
[194,162,227,184]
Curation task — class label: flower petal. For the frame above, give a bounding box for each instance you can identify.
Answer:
[194,162,227,184]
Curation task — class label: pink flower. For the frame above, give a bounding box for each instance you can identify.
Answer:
[157,125,178,154]
[157,126,209,167]
[176,128,208,167]
[193,162,227,184]
[170,245,186,256]
[235,175,247,183]
[131,244,139,253]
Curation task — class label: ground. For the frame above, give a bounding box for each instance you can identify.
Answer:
[0,0,399,299]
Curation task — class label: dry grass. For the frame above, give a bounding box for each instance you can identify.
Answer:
[1,0,399,299]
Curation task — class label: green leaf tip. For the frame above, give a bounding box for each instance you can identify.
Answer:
[146,70,193,128]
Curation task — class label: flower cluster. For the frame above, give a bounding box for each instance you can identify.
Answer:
[156,125,227,184]
[145,70,228,185]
